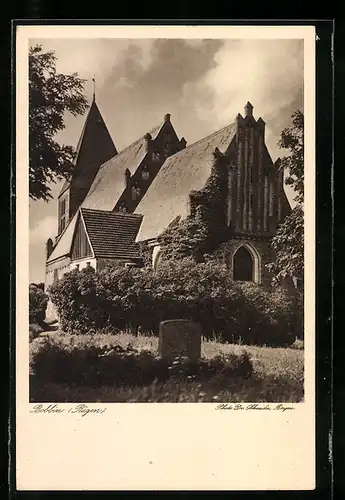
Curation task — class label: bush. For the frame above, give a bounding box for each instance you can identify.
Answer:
[29,323,44,342]
[29,283,49,325]
[30,335,253,387]
[291,339,304,350]
[49,260,297,346]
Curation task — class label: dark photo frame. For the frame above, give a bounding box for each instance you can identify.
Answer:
[8,18,334,498]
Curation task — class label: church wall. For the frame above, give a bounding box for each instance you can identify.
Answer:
[45,256,71,291]
[215,237,274,288]
[70,257,97,272]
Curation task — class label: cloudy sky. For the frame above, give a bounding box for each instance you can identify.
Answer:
[29,37,304,283]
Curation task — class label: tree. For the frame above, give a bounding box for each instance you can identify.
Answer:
[279,109,304,205]
[29,45,89,201]
[268,110,304,289]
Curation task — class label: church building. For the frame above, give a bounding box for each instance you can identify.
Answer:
[45,96,291,289]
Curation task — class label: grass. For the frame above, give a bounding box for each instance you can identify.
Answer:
[29,331,304,403]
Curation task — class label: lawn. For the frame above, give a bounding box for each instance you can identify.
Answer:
[29,331,304,403]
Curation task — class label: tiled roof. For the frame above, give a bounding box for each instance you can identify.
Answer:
[81,122,163,211]
[81,208,143,260]
[134,122,237,242]
[47,121,164,263]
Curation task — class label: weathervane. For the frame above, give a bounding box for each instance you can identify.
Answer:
[92,74,96,101]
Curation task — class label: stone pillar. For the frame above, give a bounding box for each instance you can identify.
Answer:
[236,127,244,232]
[264,175,269,232]
[243,129,249,232]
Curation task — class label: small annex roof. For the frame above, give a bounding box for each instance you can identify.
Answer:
[47,212,78,263]
[80,208,143,260]
[134,121,237,242]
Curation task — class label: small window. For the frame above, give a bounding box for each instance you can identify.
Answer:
[58,197,67,233]
[141,166,149,181]
[132,184,141,200]
[152,151,160,162]
[53,269,58,283]
[118,201,128,213]
[86,262,91,267]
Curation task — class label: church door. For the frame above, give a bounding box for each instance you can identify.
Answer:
[233,246,253,281]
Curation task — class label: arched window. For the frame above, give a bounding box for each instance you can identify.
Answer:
[152,246,162,270]
[233,246,254,282]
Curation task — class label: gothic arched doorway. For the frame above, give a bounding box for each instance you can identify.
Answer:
[233,246,254,282]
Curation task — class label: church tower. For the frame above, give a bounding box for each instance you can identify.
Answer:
[56,94,117,238]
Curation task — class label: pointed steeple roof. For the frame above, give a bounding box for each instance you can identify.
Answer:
[58,97,117,197]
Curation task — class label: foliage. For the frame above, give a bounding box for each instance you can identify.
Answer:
[158,149,233,262]
[137,241,153,267]
[48,261,298,346]
[29,44,88,201]
[29,332,304,402]
[30,375,304,403]
[278,109,304,204]
[291,339,304,350]
[30,335,253,387]
[267,205,304,287]
[29,323,44,342]
[236,282,302,343]
[29,283,49,325]
[268,110,304,288]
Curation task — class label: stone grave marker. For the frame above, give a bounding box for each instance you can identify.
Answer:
[158,319,202,361]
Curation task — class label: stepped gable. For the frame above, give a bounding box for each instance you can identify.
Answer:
[82,122,162,211]
[80,208,143,260]
[134,122,237,242]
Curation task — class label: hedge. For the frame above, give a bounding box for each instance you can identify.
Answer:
[30,335,253,387]
[48,259,300,346]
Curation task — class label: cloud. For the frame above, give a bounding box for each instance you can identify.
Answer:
[30,38,155,100]
[196,39,304,158]
[98,39,224,146]
[30,215,56,245]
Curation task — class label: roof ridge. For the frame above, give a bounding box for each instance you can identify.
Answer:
[97,121,163,171]
[165,121,236,162]
[81,207,143,218]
